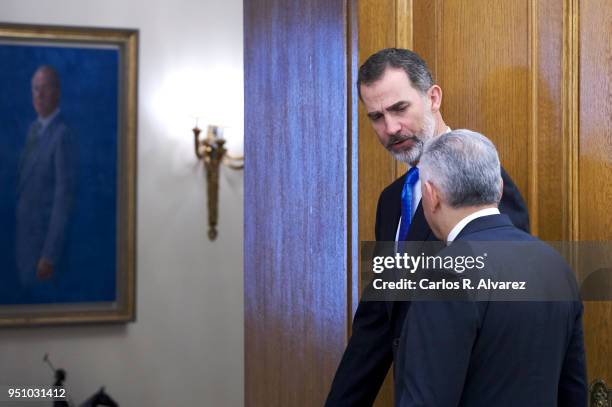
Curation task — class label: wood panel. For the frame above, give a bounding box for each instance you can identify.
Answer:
[412,0,568,240]
[427,0,530,203]
[394,0,412,178]
[535,0,565,240]
[357,0,397,249]
[244,0,350,405]
[579,0,612,385]
[413,0,437,79]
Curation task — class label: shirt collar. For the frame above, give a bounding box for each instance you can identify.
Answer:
[446,207,500,244]
[37,108,60,133]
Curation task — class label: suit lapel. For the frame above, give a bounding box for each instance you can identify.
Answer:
[17,116,60,195]
[382,177,403,241]
[405,202,433,242]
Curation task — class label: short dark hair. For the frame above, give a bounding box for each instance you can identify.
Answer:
[357,48,434,100]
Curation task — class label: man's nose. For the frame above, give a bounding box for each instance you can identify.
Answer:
[384,115,402,135]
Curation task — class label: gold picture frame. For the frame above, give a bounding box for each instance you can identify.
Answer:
[0,23,137,326]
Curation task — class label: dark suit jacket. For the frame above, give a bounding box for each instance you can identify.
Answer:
[325,167,529,406]
[395,214,587,406]
[16,114,76,284]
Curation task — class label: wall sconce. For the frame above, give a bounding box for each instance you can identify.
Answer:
[193,123,243,240]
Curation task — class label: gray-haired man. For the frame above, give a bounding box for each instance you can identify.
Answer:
[394,130,587,406]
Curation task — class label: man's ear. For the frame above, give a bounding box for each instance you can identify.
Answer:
[424,181,441,212]
[427,85,442,113]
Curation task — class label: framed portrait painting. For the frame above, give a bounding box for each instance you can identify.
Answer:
[0,23,137,325]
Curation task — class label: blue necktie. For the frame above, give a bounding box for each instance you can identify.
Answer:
[398,167,419,241]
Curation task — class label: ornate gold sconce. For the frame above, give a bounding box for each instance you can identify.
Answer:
[193,124,244,240]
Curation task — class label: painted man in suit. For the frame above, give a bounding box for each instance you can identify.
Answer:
[393,129,586,406]
[16,65,75,289]
[325,49,529,405]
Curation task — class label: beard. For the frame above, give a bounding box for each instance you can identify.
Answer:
[387,108,436,166]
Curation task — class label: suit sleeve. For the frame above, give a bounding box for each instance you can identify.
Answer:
[499,167,530,233]
[42,125,76,264]
[396,299,480,407]
[557,302,587,407]
[325,195,394,406]
[325,297,393,406]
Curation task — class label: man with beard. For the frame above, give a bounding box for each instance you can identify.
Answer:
[325,49,530,405]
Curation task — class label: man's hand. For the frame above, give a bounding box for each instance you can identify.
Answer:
[36,258,54,280]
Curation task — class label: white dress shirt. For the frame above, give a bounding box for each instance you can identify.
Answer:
[446,207,501,244]
[37,108,60,134]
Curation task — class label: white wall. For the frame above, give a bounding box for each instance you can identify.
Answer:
[0,1,244,406]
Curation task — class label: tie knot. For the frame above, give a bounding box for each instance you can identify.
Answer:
[406,166,419,186]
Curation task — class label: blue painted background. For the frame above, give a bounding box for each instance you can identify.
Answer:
[0,43,119,304]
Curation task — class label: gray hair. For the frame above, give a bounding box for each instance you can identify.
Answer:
[357,48,434,100]
[420,129,502,208]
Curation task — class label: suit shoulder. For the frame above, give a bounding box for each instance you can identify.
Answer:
[49,116,75,143]
[493,229,574,273]
[54,115,72,133]
[379,173,406,201]
[499,166,530,233]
